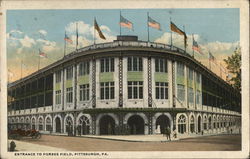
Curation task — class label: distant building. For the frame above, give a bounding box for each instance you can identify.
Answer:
[7,36,241,136]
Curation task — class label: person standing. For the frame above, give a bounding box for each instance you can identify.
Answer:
[166,126,171,141]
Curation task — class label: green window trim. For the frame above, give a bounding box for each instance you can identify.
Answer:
[99,72,114,82]
[66,80,73,88]
[176,75,186,85]
[127,71,143,81]
[78,75,89,85]
[154,72,168,82]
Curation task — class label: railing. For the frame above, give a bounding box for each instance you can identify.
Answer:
[67,40,189,58]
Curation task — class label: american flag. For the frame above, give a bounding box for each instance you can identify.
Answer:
[120,15,133,30]
[148,16,161,30]
[192,39,202,54]
[209,52,215,63]
[39,49,47,58]
[64,34,73,44]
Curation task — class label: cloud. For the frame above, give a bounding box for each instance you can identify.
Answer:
[65,21,116,43]
[38,30,47,36]
[19,35,36,48]
[37,38,59,52]
[155,32,238,58]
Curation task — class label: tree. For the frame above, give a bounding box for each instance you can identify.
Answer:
[223,46,241,92]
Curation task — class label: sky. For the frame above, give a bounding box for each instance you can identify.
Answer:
[7,9,240,82]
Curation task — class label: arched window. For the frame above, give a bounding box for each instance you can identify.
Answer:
[46,117,52,131]
[213,116,216,129]
[208,116,212,129]
[31,118,36,130]
[78,116,90,135]
[190,115,195,133]
[38,117,43,130]
[178,115,186,134]
[65,116,73,133]
[203,116,207,130]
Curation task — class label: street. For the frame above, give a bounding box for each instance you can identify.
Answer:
[11,134,241,151]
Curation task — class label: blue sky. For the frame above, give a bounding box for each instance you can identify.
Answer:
[7,9,240,82]
[7,9,239,43]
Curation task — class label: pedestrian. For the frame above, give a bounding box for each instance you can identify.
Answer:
[66,125,69,136]
[9,141,16,152]
[173,129,177,138]
[165,126,171,141]
[77,125,81,136]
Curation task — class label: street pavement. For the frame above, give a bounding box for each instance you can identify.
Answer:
[8,132,241,151]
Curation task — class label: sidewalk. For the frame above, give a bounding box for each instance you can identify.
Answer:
[50,130,240,142]
[8,140,67,151]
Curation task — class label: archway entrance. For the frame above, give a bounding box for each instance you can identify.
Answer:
[156,115,170,134]
[78,116,90,135]
[99,115,115,135]
[127,115,145,135]
[55,117,61,133]
[197,116,201,133]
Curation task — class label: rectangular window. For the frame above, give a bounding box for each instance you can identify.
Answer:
[100,82,114,100]
[127,57,143,71]
[196,90,201,105]
[155,82,168,99]
[128,81,143,99]
[188,87,194,103]
[79,84,89,101]
[189,69,193,80]
[100,58,114,73]
[177,84,185,101]
[66,87,73,103]
[177,62,184,76]
[155,59,167,73]
[55,71,61,83]
[79,61,90,76]
[196,73,201,83]
[55,90,61,105]
[66,66,73,80]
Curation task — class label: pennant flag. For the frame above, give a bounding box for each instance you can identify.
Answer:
[39,49,47,58]
[64,33,73,44]
[170,22,187,48]
[94,19,106,40]
[8,70,14,77]
[209,52,216,63]
[148,16,161,30]
[192,38,202,54]
[120,15,133,30]
[76,22,78,47]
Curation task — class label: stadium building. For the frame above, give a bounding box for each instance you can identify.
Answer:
[7,35,241,136]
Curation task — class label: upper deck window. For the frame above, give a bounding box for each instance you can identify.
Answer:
[56,71,61,83]
[66,66,73,80]
[155,58,167,73]
[79,61,90,76]
[177,62,184,76]
[128,57,143,71]
[100,58,114,73]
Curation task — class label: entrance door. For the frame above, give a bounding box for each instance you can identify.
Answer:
[156,115,171,134]
[55,117,61,133]
[127,115,145,135]
[198,116,201,133]
[99,115,115,135]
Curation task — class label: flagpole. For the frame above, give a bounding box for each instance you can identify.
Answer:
[94,17,96,45]
[192,34,194,57]
[76,22,78,50]
[120,11,122,36]
[170,17,172,48]
[38,50,40,71]
[64,31,66,57]
[147,12,149,42]
[208,52,211,70]
[20,60,23,79]
[183,25,186,53]
[220,63,222,78]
